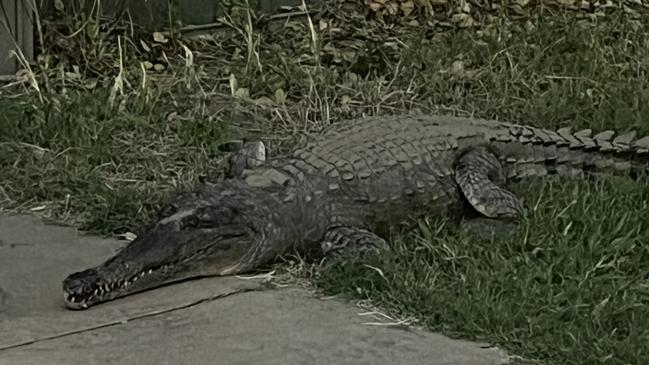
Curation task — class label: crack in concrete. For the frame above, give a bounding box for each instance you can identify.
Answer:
[0,287,261,352]
[0,240,35,248]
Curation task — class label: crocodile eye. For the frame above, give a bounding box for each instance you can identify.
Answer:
[181,215,200,229]
[196,209,216,224]
[196,206,234,225]
[159,203,178,218]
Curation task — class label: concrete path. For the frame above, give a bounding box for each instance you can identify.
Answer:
[0,214,508,365]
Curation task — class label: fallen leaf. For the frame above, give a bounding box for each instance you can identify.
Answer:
[274,88,286,104]
[116,232,137,241]
[254,96,275,106]
[401,0,415,16]
[166,111,178,121]
[84,79,97,90]
[452,13,475,28]
[234,87,250,98]
[229,73,238,95]
[450,60,465,76]
[319,19,328,31]
[140,40,151,52]
[64,71,80,80]
[386,2,399,14]
[623,5,640,18]
[369,2,383,11]
[153,32,168,43]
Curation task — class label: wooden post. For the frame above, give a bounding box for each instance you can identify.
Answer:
[0,0,33,77]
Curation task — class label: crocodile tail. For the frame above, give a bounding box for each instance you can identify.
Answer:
[497,125,649,179]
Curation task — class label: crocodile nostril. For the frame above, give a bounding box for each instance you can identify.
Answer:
[63,268,100,294]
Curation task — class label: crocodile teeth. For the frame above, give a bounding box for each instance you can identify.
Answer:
[148,269,153,274]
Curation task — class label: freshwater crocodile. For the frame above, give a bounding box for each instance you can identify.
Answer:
[62,114,649,309]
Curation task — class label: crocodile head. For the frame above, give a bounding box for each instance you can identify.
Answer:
[62,184,278,310]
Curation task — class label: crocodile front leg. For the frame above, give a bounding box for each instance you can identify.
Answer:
[321,226,389,258]
[454,146,525,220]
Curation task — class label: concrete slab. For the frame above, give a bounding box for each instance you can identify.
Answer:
[0,214,508,365]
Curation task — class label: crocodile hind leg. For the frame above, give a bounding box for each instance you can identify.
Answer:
[224,141,266,178]
[454,146,524,220]
[321,226,389,258]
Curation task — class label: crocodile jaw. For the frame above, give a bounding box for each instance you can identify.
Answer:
[62,226,255,309]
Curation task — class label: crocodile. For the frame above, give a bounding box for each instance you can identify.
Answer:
[62,114,649,309]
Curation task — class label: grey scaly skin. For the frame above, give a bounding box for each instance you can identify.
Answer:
[62,114,649,309]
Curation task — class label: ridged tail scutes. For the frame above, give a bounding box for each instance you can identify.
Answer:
[498,124,649,179]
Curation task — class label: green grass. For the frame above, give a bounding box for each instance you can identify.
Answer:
[0,90,230,234]
[316,177,649,364]
[2,2,649,364]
